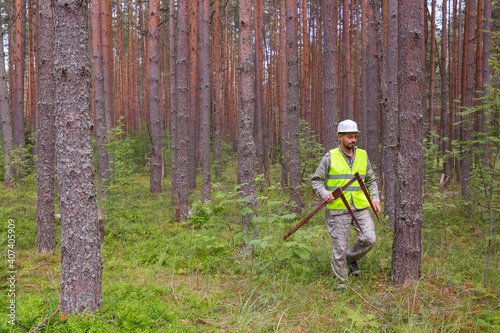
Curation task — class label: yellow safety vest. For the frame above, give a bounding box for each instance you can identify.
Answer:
[326,148,370,210]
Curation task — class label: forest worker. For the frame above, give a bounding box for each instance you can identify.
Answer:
[311,119,382,289]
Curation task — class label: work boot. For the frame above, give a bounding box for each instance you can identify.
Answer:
[349,261,361,277]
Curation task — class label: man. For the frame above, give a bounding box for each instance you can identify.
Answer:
[311,119,382,289]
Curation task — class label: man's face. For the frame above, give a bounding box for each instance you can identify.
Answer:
[339,133,358,150]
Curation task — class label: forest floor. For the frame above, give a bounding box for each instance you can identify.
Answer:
[0,164,499,332]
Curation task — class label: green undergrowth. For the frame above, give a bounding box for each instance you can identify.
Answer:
[0,165,499,332]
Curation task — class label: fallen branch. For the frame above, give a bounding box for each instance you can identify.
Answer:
[29,301,60,333]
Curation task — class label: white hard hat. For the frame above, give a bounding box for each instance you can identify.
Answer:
[337,119,360,134]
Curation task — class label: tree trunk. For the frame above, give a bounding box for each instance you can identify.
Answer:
[323,0,339,151]
[440,0,450,179]
[92,0,110,199]
[28,0,36,134]
[301,0,311,124]
[103,0,113,133]
[428,0,436,138]
[280,0,289,193]
[52,0,102,313]
[366,0,379,177]
[382,0,399,226]
[287,0,302,214]
[238,0,258,250]
[170,0,178,205]
[36,0,56,254]
[188,0,198,190]
[450,0,458,180]
[13,0,26,172]
[341,0,352,119]
[213,0,222,178]
[176,0,189,221]
[482,0,492,139]
[391,0,424,284]
[148,0,162,194]
[199,0,211,202]
[0,29,14,187]
[475,0,483,131]
[361,0,368,146]
[461,0,476,203]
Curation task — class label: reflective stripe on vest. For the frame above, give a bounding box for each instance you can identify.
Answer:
[326,148,370,210]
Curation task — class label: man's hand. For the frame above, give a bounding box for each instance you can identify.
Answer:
[324,193,335,203]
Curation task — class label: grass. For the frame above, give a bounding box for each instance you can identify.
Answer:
[0,164,499,332]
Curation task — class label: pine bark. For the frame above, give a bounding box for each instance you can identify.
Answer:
[36,0,56,254]
[341,0,352,119]
[391,0,424,284]
[428,0,436,137]
[482,0,492,135]
[461,0,476,202]
[0,30,14,187]
[301,0,311,124]
[148,0,163,194]
[92,0,110,198]
[103,0,114,131]
[176,0,189,221]
[254,0,266,177]
[28,0,36,134]
[188,0,198,190]
[440,0,450,179]
[280,0,289,192]
[382,0,399,226]
[366,0,379,177]
[475,0,483,131]
[199,0,211,202]
[238,0,258,249]
[13,0,26,165]
[170,0,178,205]
[287,0,301,214]
[52,0,102,313]
[323,0,339,151]
[450,0,458,179]
[213,0,222,178]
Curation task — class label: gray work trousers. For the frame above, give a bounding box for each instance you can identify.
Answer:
[326,208,376,282]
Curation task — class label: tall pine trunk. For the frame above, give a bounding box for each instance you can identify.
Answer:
[287,0,301,214]
[280,0,289,193]
[366,0,379,177]
[440,0,450,179]
[199,0,211,202]
[323,0,339,151]
[176,0,189,221]
[461,0,477,202]
[149,0,163,194]
[92,0,110,199]
[0,29,14,187]
[13,0,27,174]
[188,0,199,190]
[213,0,222,178]
[391,0,424,284]
[382,0,399,226]
[170,0,178,205]
[428,0,436,138]
[36,0,56,254]
[52,0,102,313]
[341,0,352,119]
[238,0,258,250]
